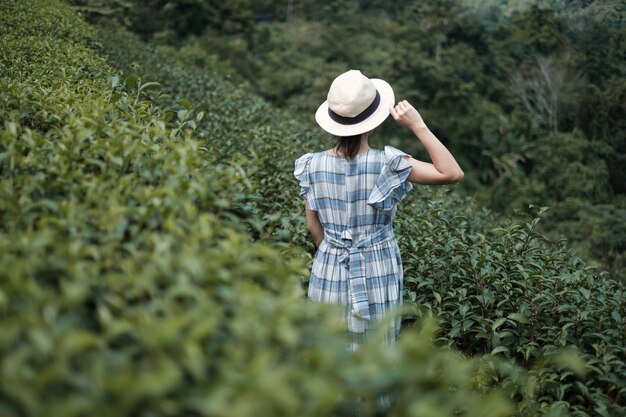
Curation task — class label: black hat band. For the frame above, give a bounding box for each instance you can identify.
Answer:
[328,90,381,125]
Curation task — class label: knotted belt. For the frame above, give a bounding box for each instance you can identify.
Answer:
[323,226,393,321]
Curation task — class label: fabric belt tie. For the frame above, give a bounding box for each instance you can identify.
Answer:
[323,227,392,321]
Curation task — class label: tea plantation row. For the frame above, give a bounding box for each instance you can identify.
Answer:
[0,1,624,416]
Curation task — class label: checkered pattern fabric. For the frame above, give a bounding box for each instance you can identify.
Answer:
[294,146,413,345]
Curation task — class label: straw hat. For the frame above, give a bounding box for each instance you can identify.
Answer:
[315,69,395,137]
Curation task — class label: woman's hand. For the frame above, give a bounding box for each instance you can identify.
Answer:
[390,99,464,185]
[389,100,427,131]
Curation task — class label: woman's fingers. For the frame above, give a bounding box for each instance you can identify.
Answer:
[392,100,413,120]
[391,100,426,130]
[393,103,405,117]
[400,100,413,113]
[391,100,423,128]
[396,100,413,114]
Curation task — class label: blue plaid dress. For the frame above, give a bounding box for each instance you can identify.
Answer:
[294,146,413,345]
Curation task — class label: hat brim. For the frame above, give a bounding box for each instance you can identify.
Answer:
[315,78,395,137]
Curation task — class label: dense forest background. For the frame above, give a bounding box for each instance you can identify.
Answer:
[72,0,626,281]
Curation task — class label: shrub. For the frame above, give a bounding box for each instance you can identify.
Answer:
[397,202,626,416]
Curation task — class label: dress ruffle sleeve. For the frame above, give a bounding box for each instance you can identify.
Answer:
[367,146,414,211]
[294,153,318,210]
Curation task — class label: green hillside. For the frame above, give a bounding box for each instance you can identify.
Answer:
[82,0,626,281]
[1,0,625,416]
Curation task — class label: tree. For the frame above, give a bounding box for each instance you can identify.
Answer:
[406,0,463,62]
[126,0,255,39]
[510,56,581,132]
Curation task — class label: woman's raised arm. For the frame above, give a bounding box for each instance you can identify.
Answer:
[389,100,464,185]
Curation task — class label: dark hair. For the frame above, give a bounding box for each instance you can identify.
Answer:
[335,134,362,159]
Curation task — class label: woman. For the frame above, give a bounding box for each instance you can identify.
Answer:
[294,70,463,347]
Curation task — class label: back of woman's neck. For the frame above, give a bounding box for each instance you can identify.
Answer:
[330,145,370,157]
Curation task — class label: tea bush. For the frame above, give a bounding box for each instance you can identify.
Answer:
[0,1,534,417]
[92,27,313,242]
[396,203,626,416]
